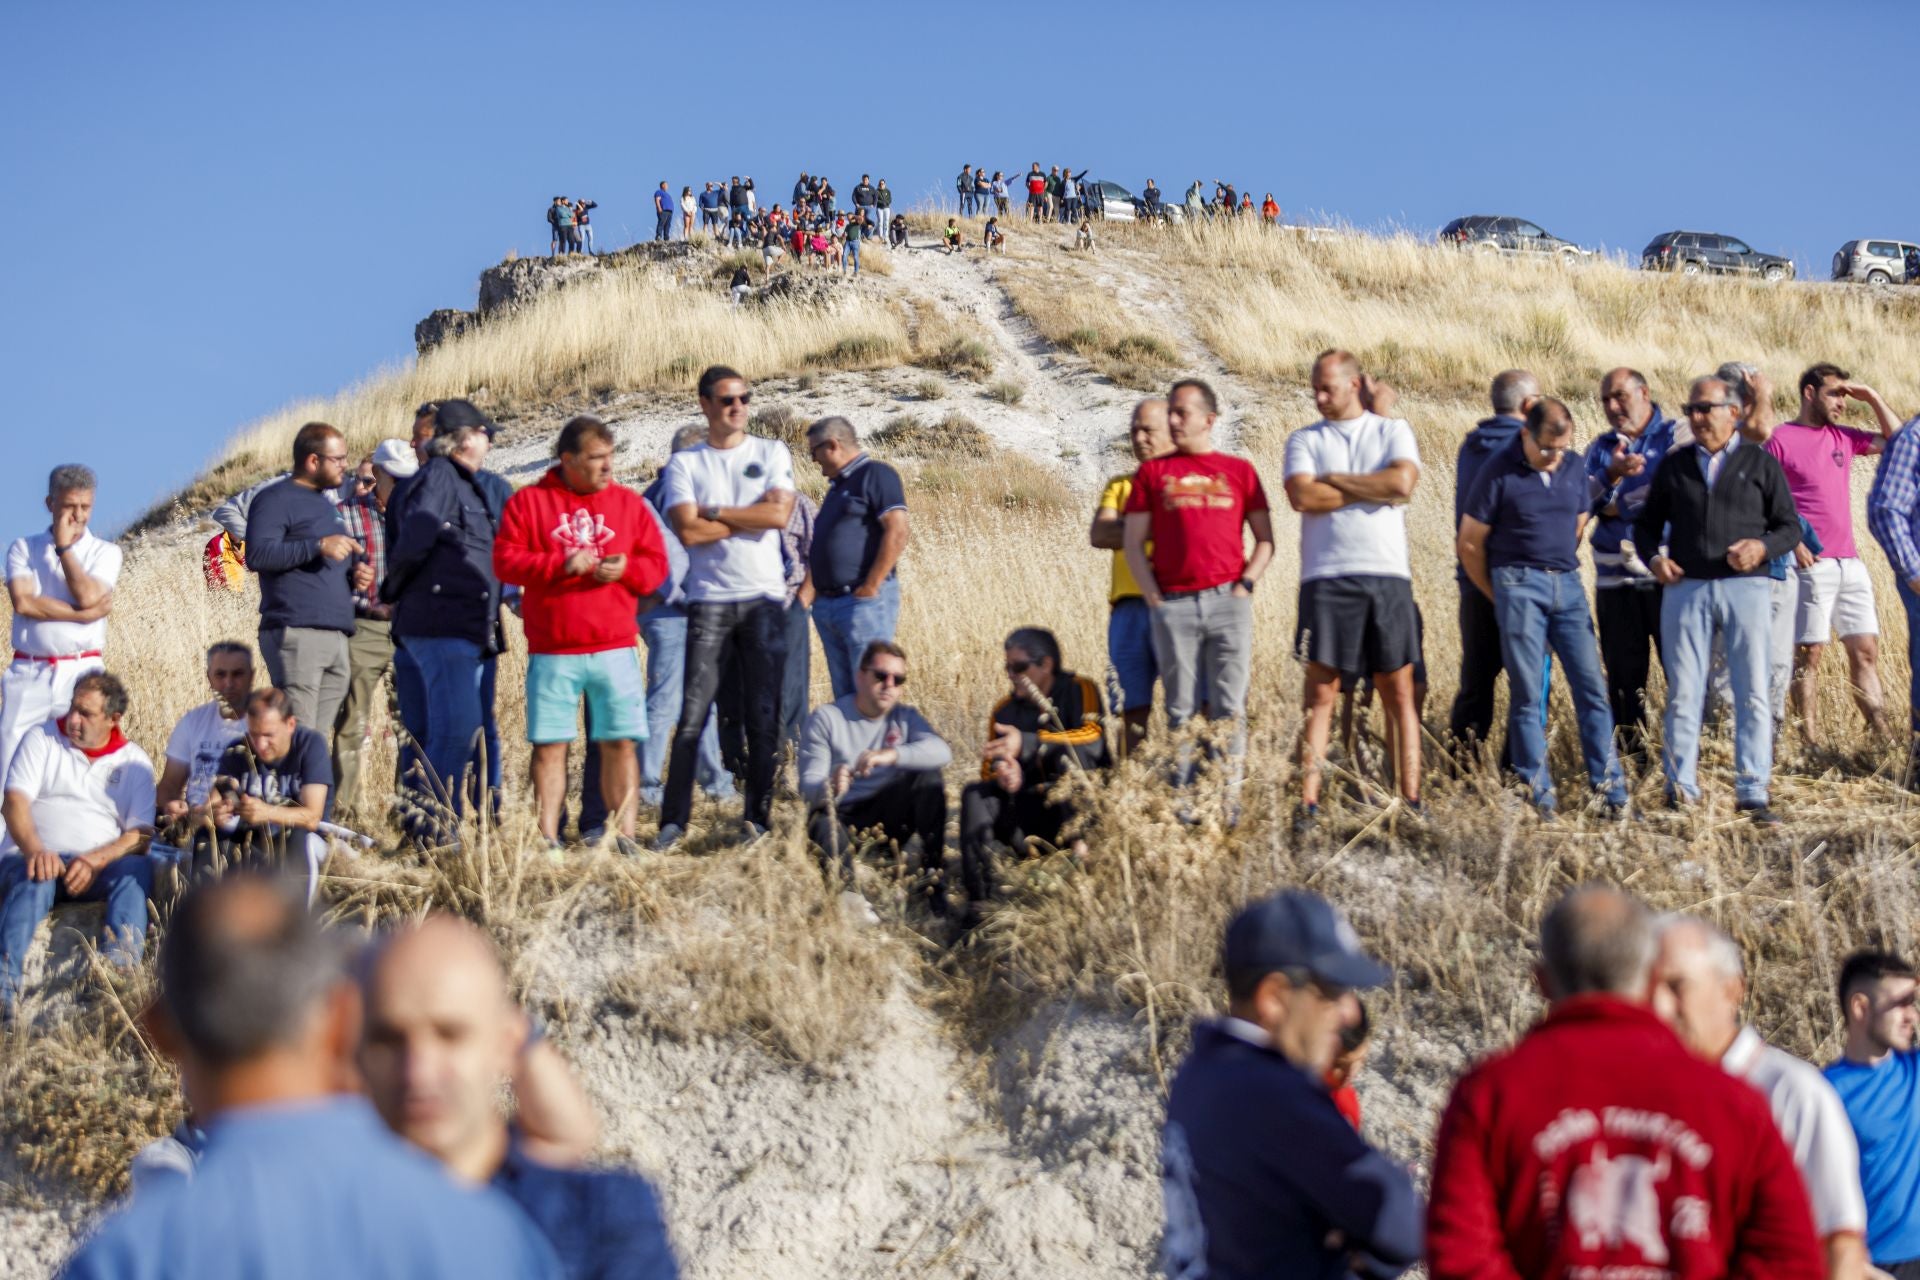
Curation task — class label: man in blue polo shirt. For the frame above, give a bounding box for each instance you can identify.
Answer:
[1825,949,1920,1279]
[1161,890,1422,1280]
[1457,397,1628,819]
[804,416,910,699]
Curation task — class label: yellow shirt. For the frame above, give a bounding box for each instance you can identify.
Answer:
[1099,474,1145,604]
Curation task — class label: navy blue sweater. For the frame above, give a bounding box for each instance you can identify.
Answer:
[491,1134,678,1280]
[244,478,355,634]
[1162,1022,1422,1280]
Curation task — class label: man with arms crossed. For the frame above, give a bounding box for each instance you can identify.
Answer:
[1283,351,1421,829]
[1825,951,1920,1279]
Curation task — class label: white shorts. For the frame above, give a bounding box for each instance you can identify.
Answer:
[1795,556,1879,644]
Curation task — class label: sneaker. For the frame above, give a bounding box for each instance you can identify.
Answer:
[1604,799,1634,822]
[838,889,879,927]
[652,823,685,853]
[1663,791,1695,812]
[1534,803,1559,824]
[1291,803,1321,839]
[611,834,642,858]
[580,826,607,846]
[1737,802,1785,828]
[1401,799,1428,822]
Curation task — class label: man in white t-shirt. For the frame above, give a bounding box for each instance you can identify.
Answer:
[1654,915,1870,1280]
[154,642,256,861]
[0,671,155,1011]
[1283,350,1423,828]
[655,365,798,847]
[2,465,122,786]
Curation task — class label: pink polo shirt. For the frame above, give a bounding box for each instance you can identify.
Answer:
[1763,422,1879,560]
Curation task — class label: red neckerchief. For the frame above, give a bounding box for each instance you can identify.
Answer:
[57,720,127,760]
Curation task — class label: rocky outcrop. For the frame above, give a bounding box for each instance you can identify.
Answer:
[413,308,482,353]
[415,241,702,354]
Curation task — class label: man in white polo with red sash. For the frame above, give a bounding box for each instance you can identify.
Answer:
[2,465,121,783]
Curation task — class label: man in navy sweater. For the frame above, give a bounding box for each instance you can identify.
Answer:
[1162,890,1422,1280]
[245,422,363,740]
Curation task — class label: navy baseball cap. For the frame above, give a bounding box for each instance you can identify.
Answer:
[1223,891,1390,990]
[432,398,497,439]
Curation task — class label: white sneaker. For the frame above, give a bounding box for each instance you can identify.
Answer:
[838,890,879,927]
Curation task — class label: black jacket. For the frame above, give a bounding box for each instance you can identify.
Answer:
[981,670,1111,792]
[1633,438,1800,580]
[382,455,503,650]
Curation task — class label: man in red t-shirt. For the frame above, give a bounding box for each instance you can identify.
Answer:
[494,416,668,848]
[1427,885,1822,1280]
[1122,379,1273,795]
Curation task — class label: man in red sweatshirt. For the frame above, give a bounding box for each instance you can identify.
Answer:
[494,416,667,849]
[1427,884,1822,1280]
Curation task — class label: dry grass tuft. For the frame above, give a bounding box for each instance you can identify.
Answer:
[999,273,1179,390]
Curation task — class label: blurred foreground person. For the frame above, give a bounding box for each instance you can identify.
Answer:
[62,875,560,1279]
[1426,885,1820,1278]
[359,916,678,1280]
[1654,917,1867,1280]
[1160,890,1421,1279]
[1824,951,1920,1278]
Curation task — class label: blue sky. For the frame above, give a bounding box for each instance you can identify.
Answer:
[3,0,1910,534]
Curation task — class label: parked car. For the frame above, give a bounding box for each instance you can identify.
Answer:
[1831,238,1920,285]
[1439,215,1590,257]
[1086,180,1185,224]
[1640,231,1794,281]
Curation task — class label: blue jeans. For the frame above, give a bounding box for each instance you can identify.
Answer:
[958,191,974,216]
[0,853,153,1007]
[400,635,488,817]
[638,609,732,806]
[1491,567,1626,809]
[655,209,673,241]
[391,641,427,797]
[1106,596,1160,713]
[844,239,860,274]
[813,578,901,699]
[1661,576,1774,805]
[1899,576,1920,735]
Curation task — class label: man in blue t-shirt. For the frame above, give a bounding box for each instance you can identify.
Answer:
[1161,890,1422,1280]
[1825,949,1920,1277]
[1456,397,1627,818]
[803,416,910,699]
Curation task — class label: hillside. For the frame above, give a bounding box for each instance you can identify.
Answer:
[6,217,1920,1279]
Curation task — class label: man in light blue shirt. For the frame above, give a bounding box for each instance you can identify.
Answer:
[1823,949,1920,1276]
[61,874,560,1280]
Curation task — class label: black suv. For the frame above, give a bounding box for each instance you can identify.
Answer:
[1439,215,1587,256]
[1640,231,1793,281]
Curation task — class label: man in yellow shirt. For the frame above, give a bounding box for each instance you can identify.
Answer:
[1089,399,1174,754]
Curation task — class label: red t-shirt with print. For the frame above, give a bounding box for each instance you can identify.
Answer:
[1123,452,1269,593]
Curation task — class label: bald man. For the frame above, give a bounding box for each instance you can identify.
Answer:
[1654,916,1868,1280]
[1091,399,1175,754]
[359,917,678,1280]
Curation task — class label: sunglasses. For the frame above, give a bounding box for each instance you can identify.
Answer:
[1005,660,1033,676]
[713,393,752,407]
[353,475,377,489]
[864,669,907,687]
[1683,401,1733,415]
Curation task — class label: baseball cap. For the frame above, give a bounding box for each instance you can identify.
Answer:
[432,398,497,439]
[369,438,419,479]
[1223,891,1389,991]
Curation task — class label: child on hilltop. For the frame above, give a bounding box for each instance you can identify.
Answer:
[984,217,1006,254]
[942,217,963,254]
[1074,219,1093,251]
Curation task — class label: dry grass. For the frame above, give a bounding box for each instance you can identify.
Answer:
[999,270,1179,390]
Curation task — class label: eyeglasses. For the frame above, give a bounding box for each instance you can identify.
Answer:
[1683,401,1733,415]
[713,393,752,407]
[864,669,907,687]
[1005,660,1033,676]
[807,439,832,455]
[354,475,377,489]
[319,452,350,463]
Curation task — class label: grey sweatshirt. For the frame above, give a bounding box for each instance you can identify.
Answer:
[799,695,951,807]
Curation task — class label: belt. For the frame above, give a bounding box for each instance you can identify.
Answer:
[13,649,103,664]
[1161,583,1236,600]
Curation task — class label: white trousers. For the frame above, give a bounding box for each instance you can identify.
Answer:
[0,654,104,784]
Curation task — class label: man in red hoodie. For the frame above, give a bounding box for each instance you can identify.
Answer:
[494,416,667,848]
[1427,884,1822,1280]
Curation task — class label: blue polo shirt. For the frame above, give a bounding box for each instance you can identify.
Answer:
[62,1097,561,1280]
[809,454,907,595]
[1461,436,1589,572]
[491,1134,678,1280]
[1825,1049,1920,1265]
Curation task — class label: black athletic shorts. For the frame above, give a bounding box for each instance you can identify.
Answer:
[1297,575,1420,679]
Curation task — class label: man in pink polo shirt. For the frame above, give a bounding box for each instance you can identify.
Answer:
[1763,362,1905,745]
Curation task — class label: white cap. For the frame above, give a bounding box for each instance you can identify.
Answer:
[370,438,419,479]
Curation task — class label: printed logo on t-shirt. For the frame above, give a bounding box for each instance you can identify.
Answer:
[553,508,615,556]
[1533,1107,1716,1269]
[745,463,764,480]
[1158,473,1237,511]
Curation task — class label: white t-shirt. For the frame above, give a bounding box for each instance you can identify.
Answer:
[1722,1026,1867,1238]
[660,436,797,603]
[0,722,155,856]
[1282,413,1420,582]
[6,529,123,657]
[164,699,248,807]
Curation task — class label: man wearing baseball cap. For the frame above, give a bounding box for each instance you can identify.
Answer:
[1161,889,1422,1280]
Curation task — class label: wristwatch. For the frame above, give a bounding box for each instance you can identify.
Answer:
[1238,576,1256,594]
[701,505,722,522]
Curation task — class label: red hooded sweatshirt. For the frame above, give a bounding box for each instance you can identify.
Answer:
[492,470,668,656]
[1427,995,1821,1280]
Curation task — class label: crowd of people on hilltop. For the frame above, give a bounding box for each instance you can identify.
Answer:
[7,319,1920,1274]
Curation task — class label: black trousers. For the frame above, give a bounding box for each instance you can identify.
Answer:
[958,781,1072,910]
[662,599,787,830]
[1448,584,1507,764]
[1594,583,1664,758]
[808,769,948,906]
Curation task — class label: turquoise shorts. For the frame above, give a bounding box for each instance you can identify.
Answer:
[526,648,645,744]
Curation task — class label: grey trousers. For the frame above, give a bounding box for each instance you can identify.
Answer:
[1149,586,1253,726]
[260,625,351,742]
[332,617,394,818]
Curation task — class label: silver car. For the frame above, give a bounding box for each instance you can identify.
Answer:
[1832,238,1920,285]
[1084,180,1184,224]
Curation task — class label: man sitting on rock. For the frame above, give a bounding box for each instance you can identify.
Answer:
[154,641,255,866]
[200,687,333,900]
[0,671,155,1012]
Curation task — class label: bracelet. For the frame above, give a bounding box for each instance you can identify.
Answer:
[53,544,75,557]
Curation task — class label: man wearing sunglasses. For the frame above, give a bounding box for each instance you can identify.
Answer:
[1457,399,1627,820]
[1633,373,1801,824]
[799,640,950,916]
[1161,889,1420,1280]
[657,366,797,848]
